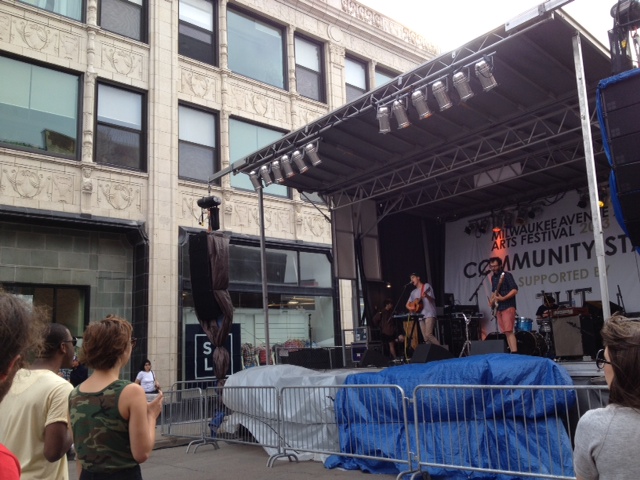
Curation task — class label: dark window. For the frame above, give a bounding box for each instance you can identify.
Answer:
[295,36,324,102]
[228,118,287,197]
[227,8,285,89]
[95,83,145,171]
[18,0,83,21]
[0,56,79,158]
[345,56,367,102]
[179,105,217,182]
[179,0,215,65]
[100,0,146,42]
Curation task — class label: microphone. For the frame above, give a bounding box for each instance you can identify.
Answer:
[404,281,413,287]
[481,270,491,276]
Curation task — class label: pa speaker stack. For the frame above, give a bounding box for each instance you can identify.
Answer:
[409,344,454,363]
[600,71,640,247]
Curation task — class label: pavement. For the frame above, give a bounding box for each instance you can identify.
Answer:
[67,431,400,480]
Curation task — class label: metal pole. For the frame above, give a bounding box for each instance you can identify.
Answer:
[258,187,271,364]
[572,32,611,320]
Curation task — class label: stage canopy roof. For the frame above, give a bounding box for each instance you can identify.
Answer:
[221,9,612,223]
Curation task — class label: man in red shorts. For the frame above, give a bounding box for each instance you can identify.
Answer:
[488,257,519,353]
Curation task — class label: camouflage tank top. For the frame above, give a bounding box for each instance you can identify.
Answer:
[69,379,138,472]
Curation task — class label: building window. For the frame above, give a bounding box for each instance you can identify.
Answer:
[295,35,324,102]
[179,0,215,65]
[229,118,287,197]
[345,56,367,102]
[0,56,79,158]
[96,83,145,171]
[18,0,83,21]
[375,67,396,88]
[227,8,285,89]
[179,105,217,183]
[100,0,146,42]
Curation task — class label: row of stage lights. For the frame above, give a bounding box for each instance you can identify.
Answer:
[377,58,498,133]
[465,205,544,236]
[247,142,322,190]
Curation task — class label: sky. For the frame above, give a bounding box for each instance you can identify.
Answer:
[357,0,613,53]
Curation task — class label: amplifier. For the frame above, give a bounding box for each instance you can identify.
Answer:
[553,307,588,317]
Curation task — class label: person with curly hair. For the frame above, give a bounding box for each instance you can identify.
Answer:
[0,293,45,480]
[574,314,640,479]
[69,315,163,480]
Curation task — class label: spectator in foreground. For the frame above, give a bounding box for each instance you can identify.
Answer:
[0,321,75,480]
[0,293,44,480]
[69,315,163,480]
[573,314,640,479]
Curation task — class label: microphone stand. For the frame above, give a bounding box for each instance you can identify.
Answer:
[469,271,491,335]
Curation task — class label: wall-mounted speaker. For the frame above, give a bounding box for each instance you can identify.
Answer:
[409,343,454,363]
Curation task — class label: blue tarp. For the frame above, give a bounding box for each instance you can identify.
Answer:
[326,354,576,479]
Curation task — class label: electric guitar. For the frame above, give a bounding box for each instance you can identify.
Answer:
[407,297,423,313]
[489,272,505,317]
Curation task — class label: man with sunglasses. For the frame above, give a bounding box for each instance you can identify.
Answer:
[0,323,75,480]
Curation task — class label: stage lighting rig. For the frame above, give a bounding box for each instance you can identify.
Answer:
[197,195,221,231]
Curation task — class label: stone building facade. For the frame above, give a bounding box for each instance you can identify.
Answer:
[0,0,434,382]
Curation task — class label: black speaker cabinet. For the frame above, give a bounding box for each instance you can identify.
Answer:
[189,232,223,322]
[551,316,584,358]
[469,339,507,356]
[409,344,454,364]
[360,348,389,368]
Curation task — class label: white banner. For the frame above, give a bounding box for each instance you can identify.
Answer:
[444,190,640,336]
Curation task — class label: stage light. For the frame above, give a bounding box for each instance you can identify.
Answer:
[492,212,504,232]
[392,99,410,129]
[411,89,432,120]
[577,193,588,209]
[431,80,452,111]
[453,70,474,101]
[259,165,273,186]
[377,106,391,134]
[291,150,309,173]
[304,142,322,167]
[271,160,284,183]
[280,154,295,178]
[475,59,498,92]
[515,206,528,225]
[249,170,262,190]
[464,225,473,235]
[528,206,543,219]
[503,211,514,229]
[477,220,488,234]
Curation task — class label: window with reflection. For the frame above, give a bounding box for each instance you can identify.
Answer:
[228,118,287,197]
[100,0,146,41]
[375,67,396,88]
[229,245,298,285]
[227,8,285,89]
[179,0,215,64]
[295,35,324,102]
[0,56,79,158]
[18,0,83,21]
[345,56,367,102]
[96,83,145,171]
[179,105,217,182]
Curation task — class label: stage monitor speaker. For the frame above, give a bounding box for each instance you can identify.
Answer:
[410,344,454,364]
[552,315,584,358]
[469,339,507,356]
[360,348,388,368]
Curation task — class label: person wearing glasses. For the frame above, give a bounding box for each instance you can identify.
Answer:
[0,323,75,480]
[573,315,640,479]
[69,315,163,480]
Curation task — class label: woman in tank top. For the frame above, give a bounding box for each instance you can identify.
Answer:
[69,315,163,480]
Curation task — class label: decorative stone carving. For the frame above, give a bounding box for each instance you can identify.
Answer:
[4,167,46,199]
[59,34,80,61]
[51,174,75,204]
[328,24,343,43]
[98,181,140,211]
[180,69,217,101]
[329,44,345,61]
[81,167,93,194]
[102,46,142,79]
[228,83,288,122]
[303,213,328,238]
[0,14,10,42]
[15,21,52,51]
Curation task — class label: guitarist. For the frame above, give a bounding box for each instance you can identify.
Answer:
[405,273,441,345]
[488,257,519,354]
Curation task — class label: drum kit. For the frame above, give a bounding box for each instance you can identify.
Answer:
[515,317,551,357]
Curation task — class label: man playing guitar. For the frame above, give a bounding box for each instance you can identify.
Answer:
[488,257,519,353]
[405,273,440,345]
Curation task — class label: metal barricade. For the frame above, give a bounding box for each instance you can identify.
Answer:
[161,387,219,453]
[272,385,411,470]
[406,384,609,480]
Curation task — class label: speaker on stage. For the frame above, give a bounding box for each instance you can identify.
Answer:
[360,348,388,368]
[409,344,454,363]
[189,232,223,322]
[599,71,640,247]
[469,339,506,355]
[552,316,584,358]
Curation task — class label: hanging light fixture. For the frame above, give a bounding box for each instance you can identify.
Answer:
[392,99,410,129]
[411,89,432,120]
[280,154,295,178]
[475,58,498,92]
[271,160,284,183]
[431,79,452,111]
[248,170,262,190]
[291,150,309,173]
[453,70,474,101]
[259,165,272,186]
[377,106,391,134]
[304,142,321,167]
[477,219,488,234]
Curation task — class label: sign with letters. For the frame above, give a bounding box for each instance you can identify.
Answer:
[184,324,238,381]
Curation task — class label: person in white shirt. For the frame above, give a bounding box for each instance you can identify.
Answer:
[135,359,160,402]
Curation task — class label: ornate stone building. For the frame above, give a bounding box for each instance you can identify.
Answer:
[0,0,434,382]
